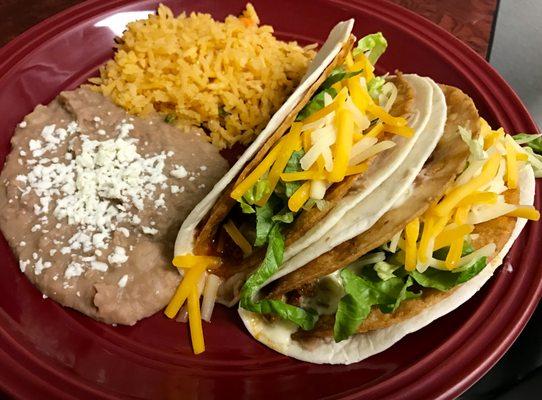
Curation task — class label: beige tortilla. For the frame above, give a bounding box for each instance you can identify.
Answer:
[174,20,355,256]
[239,164,535,364]
[215,72,415,282]
[266,84,475,297]
[218,74,445,306]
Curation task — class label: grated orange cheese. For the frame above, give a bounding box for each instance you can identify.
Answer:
[288,181,311,212]
[223,220,252,255]
[506,206,540,220]
[417,217,435,264]
[456,192,498,208]
[345,162,369,176]
[187,287,205,354]
[329,107,354,182]
[165,263,207,319]
[433,223,474,250]
[505,138,518,189]
[383,123,414,138]
[432,152,501,217]
[281,170,325,181]
[367,103,408,127]
[347,74,371,112]
[172,255,221,269]
[365,122,384,138]
[257,123,302,206]
[404,218,420,271]
[230,139,283,200]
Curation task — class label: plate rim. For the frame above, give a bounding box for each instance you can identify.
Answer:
[0,0,540,399]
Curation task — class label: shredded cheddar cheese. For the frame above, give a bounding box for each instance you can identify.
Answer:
[383,124,414,138]
[433,223,474,250]
[288,181,311,212]
[345,162,369,176]
[404,218,420,271]
[230,139,283,200]
[172,255,221,269]
[365,122,384,138]
[329,107,354,182]
[505,137,518,189]
[506,206,540,220]
[281,170,325,181]
[417,217,435,264]
[257,123,302,206]
[367,103,408,127]
[187,287,205,354]
[223,220,252,255]
[165,263,207,318]
[432,152,501,217]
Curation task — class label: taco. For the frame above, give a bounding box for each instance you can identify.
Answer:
[238,85,540,364]
[166,21,539,358]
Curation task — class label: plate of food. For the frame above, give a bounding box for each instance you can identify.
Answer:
[1,0,541,399]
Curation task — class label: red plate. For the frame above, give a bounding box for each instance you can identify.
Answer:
[0,0,540,399]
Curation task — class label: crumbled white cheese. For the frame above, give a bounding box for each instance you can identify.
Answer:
[18,119,173,278]
[108,246,128,265]
[188,176,196,182]
[34,258,52,275]
[118,274,129,288]
[64,262,84,278]
[117,227,130,238]
[19,259,30,272]
[42,294,48,299]
[171,165,188,178]
[90,261,108,272]
[19,241,26,247]
[200,165,207,171]
[142,226,158,235]
[18,121,27,128]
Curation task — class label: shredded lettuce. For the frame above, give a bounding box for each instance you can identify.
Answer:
[459,126,486,161]
[320,67,363,91]
[513,133,542,152]
[374,261,401,281]
[254,199,276,247]
[511,134,542,178]
[333,269,418,342]
[352,33,388,64]
[242,179,269,207]
[296,88,337,121]
[410,257,487,291]
[368,76,386,100]
[281,150,305,197]
[239,198,255,214]
[271,210,294,224]
[239,225,318,330]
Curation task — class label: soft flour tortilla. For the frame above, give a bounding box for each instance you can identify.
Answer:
[216,72,416,287]
[217,74,446,306]
[174,20,354,257]
[239,164,535,364]
[267,75,446,285]
[266,84,475,297]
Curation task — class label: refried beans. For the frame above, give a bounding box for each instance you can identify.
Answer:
[0,88,228,325]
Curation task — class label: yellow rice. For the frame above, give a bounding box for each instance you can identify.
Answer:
[90,4,316,149]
